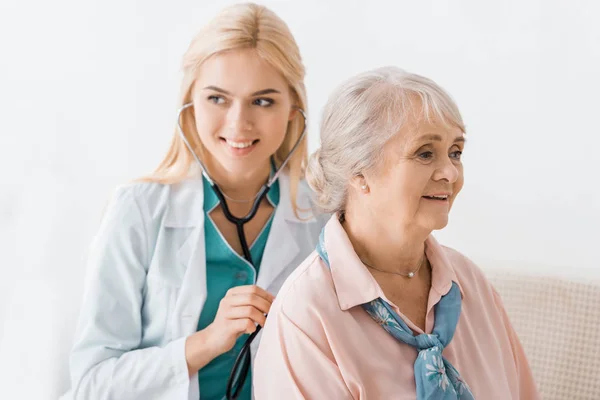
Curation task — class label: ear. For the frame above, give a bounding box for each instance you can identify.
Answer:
[288,107,298,121]
[349,174,369,193]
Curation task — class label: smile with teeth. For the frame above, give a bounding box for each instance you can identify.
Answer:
[423,195,450,200]
[222,138,259,148]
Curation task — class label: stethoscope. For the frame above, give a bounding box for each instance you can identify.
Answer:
[176,102,307,400]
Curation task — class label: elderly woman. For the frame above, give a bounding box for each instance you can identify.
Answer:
[253,67,539,399]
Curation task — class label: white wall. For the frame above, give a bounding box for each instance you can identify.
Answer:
[0,0,598,398]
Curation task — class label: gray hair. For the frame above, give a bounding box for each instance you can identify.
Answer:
[306,66,465,214]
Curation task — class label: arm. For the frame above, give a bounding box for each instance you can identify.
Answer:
[69,185,189,400]
[253,305,354,399]
[69,185,275,399]
[492,289,540,400]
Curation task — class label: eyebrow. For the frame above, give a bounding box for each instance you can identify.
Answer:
[202,86,281,96]
[417,133,466,144]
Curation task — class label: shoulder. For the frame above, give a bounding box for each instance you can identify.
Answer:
[269,250,340,324]
[90,179,205,271]
[441,245,491,287]
[108,181,169,212]
[105,178,204,226]
[438,244,503,311]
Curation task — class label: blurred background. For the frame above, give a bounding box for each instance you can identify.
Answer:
[0,0,598,398]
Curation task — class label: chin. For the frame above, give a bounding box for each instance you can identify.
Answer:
[426,216,449,232]
[221,154,271,176]
[221,160,258,176]
[435,219,449,230]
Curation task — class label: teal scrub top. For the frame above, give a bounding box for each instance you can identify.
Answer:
[197,176,280,400]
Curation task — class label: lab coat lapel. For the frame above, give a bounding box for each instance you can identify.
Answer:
[173,224,207,337]
[256,173,300,290]
[164,177,208,338]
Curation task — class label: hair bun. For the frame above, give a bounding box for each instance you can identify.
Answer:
[306,149,328,203]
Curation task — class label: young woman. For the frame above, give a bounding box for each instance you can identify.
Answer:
[66,4,326,400]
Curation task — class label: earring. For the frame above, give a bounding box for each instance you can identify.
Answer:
[361,184,369,192]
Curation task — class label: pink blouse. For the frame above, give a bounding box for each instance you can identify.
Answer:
[254,216,539,399]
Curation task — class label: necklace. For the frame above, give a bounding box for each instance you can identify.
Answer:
[220,190,259,204]
[217,175,270,204]
[361,253,427,278]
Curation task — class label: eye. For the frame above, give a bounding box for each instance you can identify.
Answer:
[253,98,274,107]
[418,151,434,160]
[207,95,225,105]
[450,150,463,160]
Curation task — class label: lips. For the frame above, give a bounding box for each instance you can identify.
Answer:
[422,194,450,200]
[218,137,261,157]
[220,138,259,148]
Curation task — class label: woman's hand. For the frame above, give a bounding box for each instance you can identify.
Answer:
[184,285,275,376]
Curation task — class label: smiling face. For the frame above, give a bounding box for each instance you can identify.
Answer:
[363,115,466,236]
[190,48,296,177]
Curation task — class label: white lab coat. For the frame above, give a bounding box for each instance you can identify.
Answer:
[64,171,327,400]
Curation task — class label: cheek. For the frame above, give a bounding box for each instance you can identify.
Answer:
[256,112,289,137]
[377,171,422,210]
[255,113,289,155]
[454,167,465,193]
[194,105,224,139]
[450,168,465,205]
[402,169,430,199]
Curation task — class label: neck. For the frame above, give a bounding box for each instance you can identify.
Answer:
[342,206,428,276]
[205,158,272,202]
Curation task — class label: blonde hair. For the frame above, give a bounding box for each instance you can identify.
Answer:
[307,66,465,214]
[144,3,308,215]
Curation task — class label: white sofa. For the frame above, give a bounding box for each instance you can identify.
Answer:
[486,269,600,400]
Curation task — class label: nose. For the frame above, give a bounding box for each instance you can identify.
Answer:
[226,102,253,133]
[433,156,460,183]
